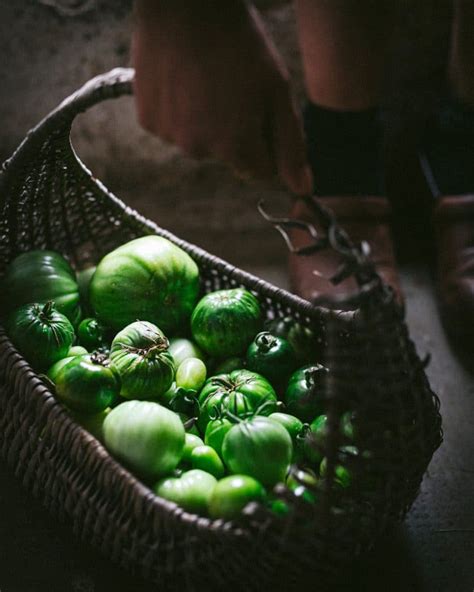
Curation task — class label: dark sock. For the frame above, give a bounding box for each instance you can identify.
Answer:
[422,96,474,196]
[304,102,385,196]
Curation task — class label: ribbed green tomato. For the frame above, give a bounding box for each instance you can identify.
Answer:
[168,338,205,367]
[175,358,207,391]
[51,353,120,413]
[284,364,328,422]
[77,317,107,351]
[204,418,234,457]
[191,289,262,358]
[222,416,293,488]
[3,250,81,325]
[110,321,175,400]
[103,400,185,479]
[198,370,277,431]
[154,469,217,515]
[246,332,297,388]
[209,475,266,520]
[190,445,225,479]
[8,302,75,372]
[90,236,200,334]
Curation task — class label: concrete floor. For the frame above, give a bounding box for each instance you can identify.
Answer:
[0,258,472,592]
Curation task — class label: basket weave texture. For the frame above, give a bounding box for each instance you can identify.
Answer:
[0,68,442,591]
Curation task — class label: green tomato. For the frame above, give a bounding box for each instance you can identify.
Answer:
[90,236,200,334]
[8,302,75,372]
[190,445,225,479]
[76,266,96,317]
[286,467,319,504]
[213,357,245,374]
[154,469,217,515]
[246,332,297,388]
[304,414,328,464]
[191,289,262,358]
[182,433,205,463]
[204,418,234,457]
[222,416,293,488]
[3,251,81,326]
[103,400,185,479]
[198,370,277,432]
[68,345,89,356]
[319,445,358,489]
[178,414,200,436]
[284,364,328,422]
[77,317,107,351]
[269,412,305,444]
[168,338,205,367]
[209,475,266,520]
[51,353,120,414]
[71,407,111,442]
[341,411,356,440]
[110,321,175,399]
[176,358,207,391]
[265,316,321,364]
[48,356,74,381]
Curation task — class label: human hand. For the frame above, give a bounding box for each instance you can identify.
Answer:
[133,0,313,195]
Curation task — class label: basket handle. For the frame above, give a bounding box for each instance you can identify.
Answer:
[1,66,396,311]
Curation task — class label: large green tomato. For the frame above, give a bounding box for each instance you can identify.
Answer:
[222,416,293,488]
[103,400,185,479]
[209,475,266,520]
[3,250,81,325]
[110,321,175,399]
[284,364,328,422]
[8,302,75,372]
[90,236,200,334]
[198,370,277,431]
[191,289,262,358]
[51,353,121,414]
[154,469,217,515]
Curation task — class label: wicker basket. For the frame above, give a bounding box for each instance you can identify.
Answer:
[0,68,442,591]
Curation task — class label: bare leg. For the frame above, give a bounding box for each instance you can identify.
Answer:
[294,0,395,110]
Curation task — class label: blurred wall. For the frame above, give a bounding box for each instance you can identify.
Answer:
[0,0,452,266]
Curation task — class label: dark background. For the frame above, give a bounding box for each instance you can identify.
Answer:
[0,1,473,591]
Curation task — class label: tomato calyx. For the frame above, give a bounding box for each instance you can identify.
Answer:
[304,364,329,389]
[90,351,112,367]
[254,331,278,354]
[38,300,55,322]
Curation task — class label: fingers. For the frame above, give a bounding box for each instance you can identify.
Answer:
[269,83,314,195]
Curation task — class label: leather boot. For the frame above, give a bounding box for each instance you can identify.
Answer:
[433,194,474,349]
[288,196,402,306]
